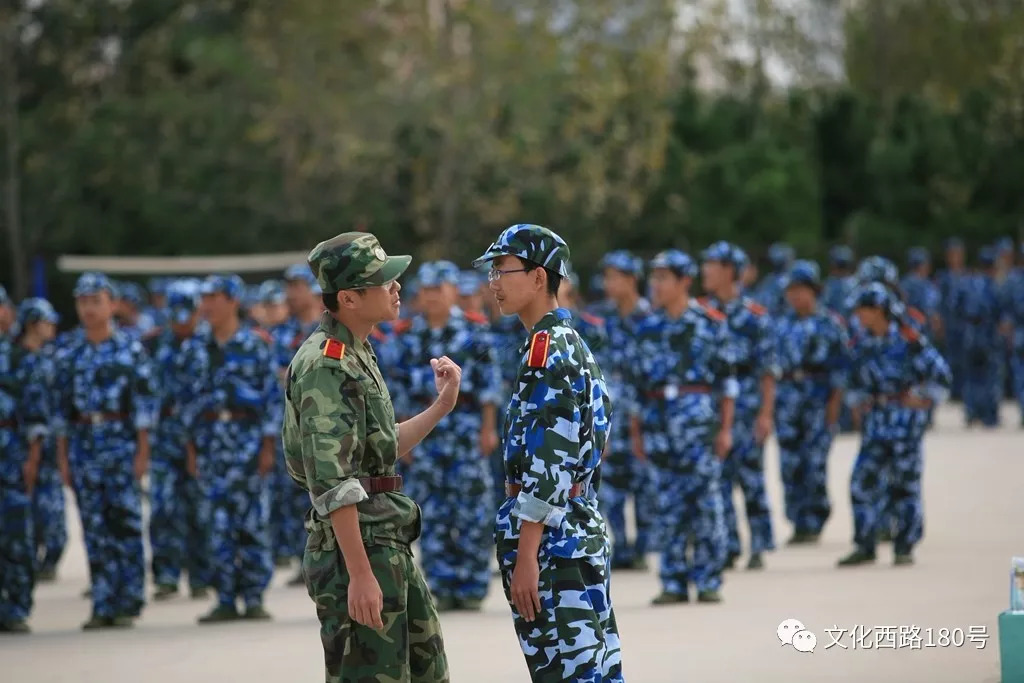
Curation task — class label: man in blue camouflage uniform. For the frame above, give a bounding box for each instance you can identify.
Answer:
[953,247,1004,427]
[115,281,157,338]
[488,304,531,498]
[146,278,170,331]
[147,281,212,601]
[628,250,736,605]
[838,284,951,567]
[701,241,778,570]
[0,300,51,633]
[55,272,158,629]
[594,250,655,571]
[822,246,857,318]
[774,262,850,544]
[902,248,941,333]
[753,242,794,318]
[476,224,623,682]
[17,300,67,582]
[393,260,501,611]
[937,238,968,400]
[180,275,281,623]
[457,270,487,317]
[1005,245,1024,426]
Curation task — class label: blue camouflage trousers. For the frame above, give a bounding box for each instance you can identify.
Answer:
[775,391,833,535]
[272,443,307,561]
[1,474,35,623]
[1011,346,1024,418]
[721,414,775,556]
[31,460,66,573]
[70,446,146,619]
[149,453,211,589]
[197,461,273,608]
[962,342,1001,426]
[598,449,656,566]
[850,434,924,555]
[413,434,492,602]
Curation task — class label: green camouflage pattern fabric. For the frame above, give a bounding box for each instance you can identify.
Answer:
[472,224,572,278]
[494,306,624,682]
[307,232,412,292]
[283,312,448,682]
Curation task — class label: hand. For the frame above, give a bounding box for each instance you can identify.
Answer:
[58,457,71,488]
[133,452,149,481]
[509,555,542,622]
[903,395,933,410]
[631,433,646,462]
[185,442,198,478]
[348,571,384,630]
[23,458,40,495]
[258,441,275,476]
[714,429,733,461]
[431,356,462,414]
[480,428,499,456]
[754,412,773,444]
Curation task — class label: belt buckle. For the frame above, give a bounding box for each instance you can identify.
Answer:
[218,409,231,422]
[90,412,103,426]
[876,395,888,406]
[663,385,679,400]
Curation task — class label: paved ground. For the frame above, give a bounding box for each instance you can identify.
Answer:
[2,403,1019,682]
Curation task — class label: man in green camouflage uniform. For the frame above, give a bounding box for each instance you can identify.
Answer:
[282,232,460,683]
[474,224,624,682]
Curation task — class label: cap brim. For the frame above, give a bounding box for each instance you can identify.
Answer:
[364,255,412,286]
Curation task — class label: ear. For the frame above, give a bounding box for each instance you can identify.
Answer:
[534,267,547,293]
[339,290,359,310]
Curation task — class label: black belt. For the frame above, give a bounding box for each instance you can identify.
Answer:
[73,412,129,425]
[505,481,583,498]
[0,419,17,429]
[780,369,828,382]
[199,410,258,422]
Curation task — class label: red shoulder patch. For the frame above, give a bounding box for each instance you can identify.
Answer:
[900,326,920,343]
[463,310,489,325]
[829,311,847,328]
[253,327,273,345]
[370,328,388,342]
[702,304,726,322]
[908,307,926,323]
[322,338,346,360]
[392,319,412,334]
[580,312,604,326]
[697,296,711,308]
[744,300,767,316]
[527,331,550,368]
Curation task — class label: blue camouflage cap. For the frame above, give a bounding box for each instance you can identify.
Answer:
[702,241,748,278]
[852,282,893,311]
[18,298,59,327]
[148,277,169,296]
[782,260,821,290]
[996,237,1014,254]
[167,280,201,324]
[416,260,460,288]
[457,270,484,297]
[829,245,854,266]
[473,223,572,278]
[856,256,899,287]
[978,246,996,267]
[907,247,930,268]
[649,249,697,278]
[0,284,9,306]
[599,250,644,278]
[284,262,323,294]
[768,242,795,269]
[118,281,146,308]
[200,274,245,300]
[73,272,116,297]
[258,279,287,305]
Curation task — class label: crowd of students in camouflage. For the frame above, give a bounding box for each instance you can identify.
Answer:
[0,232,1020,639]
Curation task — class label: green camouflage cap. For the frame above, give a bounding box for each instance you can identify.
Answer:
[307,232,412,291]
[472,223,571,277]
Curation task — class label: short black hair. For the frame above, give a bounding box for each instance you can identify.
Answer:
[520,258,562,297]
[322,290,366,312]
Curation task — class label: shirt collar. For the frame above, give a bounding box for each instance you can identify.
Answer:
[530,307,572,335]
[320,312,367,357]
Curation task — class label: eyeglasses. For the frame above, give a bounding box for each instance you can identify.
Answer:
[487,268,528,282]
[350,280,397,291]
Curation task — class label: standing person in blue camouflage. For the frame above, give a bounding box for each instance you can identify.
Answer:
[822,246,857,318]
[17,299,67,582]
[902,248,942,333]
[774,262,850,545]
[488,304,532,497]
[146,278,170,331]
[838,284,951,567]
[54,273,157,629]
[147,282,211,601]
[701,241,778,570]
[558,272,609,360]
[627,250,735,605]
[1004,247,1024,426]
[0,302,52,633]
[457,270,487,316]
[475,224,623,682]
[936,238,969,400]
[179,275,281,623]
[753,242,795,318]
[393,260,501,611]
[595,250,655,572]
[116,281,156,338]
[953,247,1004,428]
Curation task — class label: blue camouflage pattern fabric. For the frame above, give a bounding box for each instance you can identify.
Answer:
[489,313,530,492]
[597,296,656,568]
[753,243,794,317]
[1,337,51,624]
[178,324,281,609]
[951,271,1004,426]
[143,326,211,591]
[394,305,501,603]
[626,299,737,596]
[844,305,951,556]
[936,263,969,399]
[495,307,623,682]
[774,305,850,537]
[1004,268,1024,419]
[55,328,158,619]
[703,294,779,558]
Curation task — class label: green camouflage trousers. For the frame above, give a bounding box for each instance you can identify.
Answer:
[303,537,450,683]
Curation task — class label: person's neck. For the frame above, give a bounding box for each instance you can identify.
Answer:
[425,308,451,330]
[212,317,240,345]
[519,296,558,332]
[20,334,44,352]
[715,283,740,303]
[333,311,372,343]
[664,297,689,320]
[614,291,639,316]
[795,303,815,318]
[85,322,113,345]
[869,320,890,337]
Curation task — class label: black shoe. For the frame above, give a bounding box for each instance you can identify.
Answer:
[877,528,894,543]
[274,556,292,569]
[36,568,57,583]
[81,587,92,599]
[189,585,210,600]
[455,598,483,611]
[697,589,723,603]
[746,553,764,570]
[0,620,30,634]
[433,595,457,612]
[153,584,178,601]
[894,552,914,566]
[651,591,688,606]
[242,605,272,621]
[286,571,305,587]
[110,615,135,628]
[610,558,635,571]
[837,548,877,567]
[724,552,739,570]
[82,616,114,631]
[630,555,649,571]
[198,605,241,624]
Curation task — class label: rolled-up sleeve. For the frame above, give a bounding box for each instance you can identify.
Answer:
[298,368,369,517]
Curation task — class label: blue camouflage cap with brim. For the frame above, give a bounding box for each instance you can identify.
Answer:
[257,279,287,305]
[701,241,749,278]
[416,260,460,288]
[599,250,644,278]
[851,282,893,311]
[307,232,411,292]
[472,223,572,278]
[782,260,821,291]
[200,274,245,300]
[19,298,60,327]
[457,270,484,297]
[167,281,201,324]
[649,249,698,278]
[73,272,116,297]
